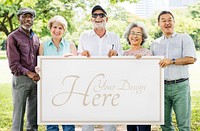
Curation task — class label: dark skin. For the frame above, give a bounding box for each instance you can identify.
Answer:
[18,13,40,82]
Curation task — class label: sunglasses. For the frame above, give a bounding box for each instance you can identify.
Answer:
[92,13,106,18]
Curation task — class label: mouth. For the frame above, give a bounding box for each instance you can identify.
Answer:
[24,22,32,26]
[54,33,60,36]
[95,20,103,23]
[131,38,138,41]
[165,26,171,29]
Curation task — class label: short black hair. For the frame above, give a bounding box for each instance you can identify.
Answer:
[158,11,174,22]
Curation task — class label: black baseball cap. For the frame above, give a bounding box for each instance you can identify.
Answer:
[91,5,107,15]
[17,8,36,17]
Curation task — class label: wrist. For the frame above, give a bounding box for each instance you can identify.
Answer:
[172,58,176,64]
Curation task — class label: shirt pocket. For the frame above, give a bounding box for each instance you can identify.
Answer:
[19,44,30,54]
[170,43,182,58]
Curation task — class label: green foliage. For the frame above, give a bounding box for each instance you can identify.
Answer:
[188,2,200,19]
[110,0,139,4]
[0,0,200,50]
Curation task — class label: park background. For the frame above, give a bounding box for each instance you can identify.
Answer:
[0,0,200,130]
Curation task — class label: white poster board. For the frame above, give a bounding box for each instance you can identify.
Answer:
[37,56,164,125]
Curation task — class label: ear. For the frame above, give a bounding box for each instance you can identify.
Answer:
[106,17,108,22]
[158,22,161,27]
[17,16,20,21]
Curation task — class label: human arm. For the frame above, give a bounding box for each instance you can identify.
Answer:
[159,34,196,68]
[6,34,30,75]
[107,49,118,57]
[78,32,91,57]
[26,71,40,81]
[159,57,196,68]
[70,42,77,56]
[80,50,91,57]
[38,43,44,56]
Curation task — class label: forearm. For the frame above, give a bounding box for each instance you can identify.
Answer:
[171,57,195,65]
[159,57,195,68]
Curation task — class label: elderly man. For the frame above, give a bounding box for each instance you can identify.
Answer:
[151,11,197,130]
[6,8,40,131]
[78,5,122,131]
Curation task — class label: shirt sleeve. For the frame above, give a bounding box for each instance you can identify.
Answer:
[150,42,155,56]
[6,35,29,75]
[77,33,84,55]
[182,34,197,60]
[114,35,123,56]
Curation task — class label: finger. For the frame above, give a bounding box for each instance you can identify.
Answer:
[86,52,90,57]
[108,51,113,57]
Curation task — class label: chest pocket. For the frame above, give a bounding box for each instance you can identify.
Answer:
[169,40,183,58]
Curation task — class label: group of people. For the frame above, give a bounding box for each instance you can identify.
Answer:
[6,4,196,131]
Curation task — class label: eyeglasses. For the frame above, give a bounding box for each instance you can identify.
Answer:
[92,13,106,18]
[130,32,142,37]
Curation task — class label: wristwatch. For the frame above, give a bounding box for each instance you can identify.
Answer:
[172,58,176,64]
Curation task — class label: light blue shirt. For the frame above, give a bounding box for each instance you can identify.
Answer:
[151,32,197,80]
[43,38,70,56]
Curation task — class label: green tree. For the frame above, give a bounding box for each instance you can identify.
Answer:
[188,2,200,49]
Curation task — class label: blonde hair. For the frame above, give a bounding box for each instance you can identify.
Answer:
[47,15,68,31]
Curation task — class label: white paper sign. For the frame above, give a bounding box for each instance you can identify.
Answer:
[37,56,164,125]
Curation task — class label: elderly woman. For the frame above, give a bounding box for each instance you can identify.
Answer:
[123,22,151,131]
[39,15,76,131]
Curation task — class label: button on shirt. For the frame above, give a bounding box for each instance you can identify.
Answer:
[150,32,197,80]
[78,30,122,56]
[6,27,40,76]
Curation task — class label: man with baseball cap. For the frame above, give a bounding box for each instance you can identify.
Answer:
[7,7,40,130]
[78,5,122,131]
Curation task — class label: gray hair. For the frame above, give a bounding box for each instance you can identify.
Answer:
[124,21,148,45]
[47,15,68,31]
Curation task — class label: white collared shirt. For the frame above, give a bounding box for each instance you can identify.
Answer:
[78,29,122,56]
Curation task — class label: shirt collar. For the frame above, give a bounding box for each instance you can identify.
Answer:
[90,29,109,38]
[163,32,177,39]
[48,38,64,46]
[19,26,34,38]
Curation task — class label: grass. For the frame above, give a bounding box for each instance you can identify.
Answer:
[0,83,46,130]
[0,83,12,130]
[0,84,200,130]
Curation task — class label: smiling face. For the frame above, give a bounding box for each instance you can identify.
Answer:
[128,27,143,46]
[91,10,108,29]
[50,22,65,40]
[18,13,34,30]
[158,13,175,37]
